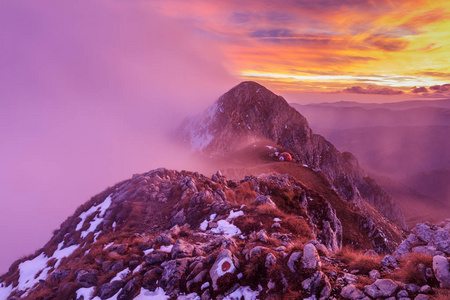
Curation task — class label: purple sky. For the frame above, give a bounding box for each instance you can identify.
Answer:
[0,1,234,273]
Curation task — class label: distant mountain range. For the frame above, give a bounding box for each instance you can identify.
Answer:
[291,99,450,226]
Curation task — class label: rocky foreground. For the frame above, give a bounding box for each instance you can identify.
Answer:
[0,168,448,299]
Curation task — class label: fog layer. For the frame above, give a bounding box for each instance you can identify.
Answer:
[0,0,235,273]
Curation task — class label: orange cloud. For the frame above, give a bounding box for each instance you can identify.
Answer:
[149,0,450,92]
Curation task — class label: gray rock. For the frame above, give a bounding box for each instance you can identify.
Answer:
[76,269,98,288]
[315,243,329,257]
[302,271,325,295]
[302,243,321,269]
[118,276,140,300]
[381,255,398,269]
[364,250,378,257]
[161,258,190,296]
[340,284,365,299]
[171,239,194,259]
[397,289,409,298]
[142,268,163,291]
[419,285,432,294]
[109,244,128,255]
[257,230,269,243]
[364,279,398,298]
[405,284,420,293]
[50,270,71,283]
[248,246,269,259]
[287,251,302,273]
[265,253,277,268]
[414,295,429,300]
[98,281,124,299]
[319,275,331,300]
[412,245,443,256]
[343,273,358,284]
[369,269,381,281]
[110,260,124,272]
[210,249,238,290]
[157,233,174,245]
[412,223,435,243]
[433,255,450,288]
[253,195,276,207]
[145,251,168,265]
[186,270,207,292]
[169,208,186,227]
[437,240,450,254]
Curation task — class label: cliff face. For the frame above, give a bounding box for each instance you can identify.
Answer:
[178,81,406,229]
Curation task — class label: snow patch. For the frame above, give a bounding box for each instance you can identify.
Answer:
[201,282,210,290]
[76,287,95,300]
[209,214,217,221]
[224,286,259,300]
[273,218,281,222]
[133,264,144,274]
[0,284,12,299]
[210,220,241,238]
[144,248,155,255]
[160,245,173,253]
[17,253,50,292]
[265,145,276,150]
[134,287,169,299]
[227,210,244,220]
[103,242,114,251]
[177,293,200,300]
[53,242,78,268]
[199,220,208,231]
[110,268,130,281]
[79,194,112,239]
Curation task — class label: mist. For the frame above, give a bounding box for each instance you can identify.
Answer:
[0,0,235,273]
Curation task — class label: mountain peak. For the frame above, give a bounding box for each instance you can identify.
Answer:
[178,82,406,229]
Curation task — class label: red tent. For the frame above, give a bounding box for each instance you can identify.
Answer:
[279,152,292,162]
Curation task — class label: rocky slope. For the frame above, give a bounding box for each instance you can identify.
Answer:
[0,168,448,300]
[177,81,406,229]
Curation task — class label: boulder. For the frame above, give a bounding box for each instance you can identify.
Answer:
[98,281,124,299]
[160,258,190,296]
[157,233,174,245]
[405,284,420,293]
[171,239,194,259]
[433,255,450,288]
[414,295,429,300]
[364,279,398,298]
[369,270,381,281]
[265,253,277,268]
[210,249,239,290]
[287,251,302,273]
[249,246,269,259]
[76,269,98,288]
[340,284,365,299]
[302,244,321,269]
[381,255,398,269]
[253,195,276,207]
[343,273,358,284]
[142,268,163,291]
[117,276,140,300]
[145,251,168,265]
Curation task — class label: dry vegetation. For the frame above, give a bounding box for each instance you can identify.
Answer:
[336,246,381,274]
[392,252,434,285]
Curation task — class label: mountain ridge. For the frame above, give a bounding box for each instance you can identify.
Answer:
[178,81,406,229]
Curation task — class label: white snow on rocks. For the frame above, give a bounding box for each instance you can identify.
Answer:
[12,241,80,296]
[160,245,174,253]
[224,286,259,300]
[199,220,208,231]
[110,268,130,281]
[134,287,170,299]
[211,220,242,238]
[144,248,155,255]
[76,287,95,300]
[0,283,12,299]
[79,194,113,239]
[227,210,244,220]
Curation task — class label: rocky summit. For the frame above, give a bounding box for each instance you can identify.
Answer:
[0,82,448,299]
[178,81,406,229]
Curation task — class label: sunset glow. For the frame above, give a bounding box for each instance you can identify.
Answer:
[151,0,450,94]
